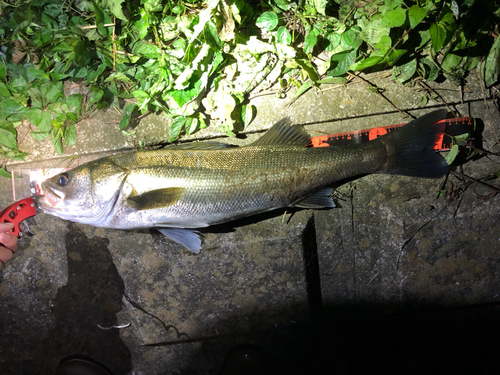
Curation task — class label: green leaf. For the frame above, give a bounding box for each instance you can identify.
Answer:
[373,35,392,56]
[482,170,500,181]
[454,133,470,143]
[87,63,107,83]
[104,72,134,84]
[64,124,77,146]
[66,94,84,115]
[50,72,70,81]
[41,13,57,31]
[255,11,278,30]
[484,36,500,87]
[325,33,341,52]
[132,89,150,109]
[241,104,256,129]
[445,144,459,165]
[93,2,108,37]
[132,40,162,59]
[441,52,462,73]
[204,20,221,50]
[28,87,44,109]
[184,117,195,134]
[296,59,319,81]
[29,109,52,132]
[429,23,447,53]
[408,4,428,29]
[0,121,18,149]
[341,28,363,51]
[352,56,383,71]
[100,0,127,21]
[384,49,407,66]
[51,128,63,155]
[66,112,78,123]
[73,40,92,67]
[292,80,314,101]
[381,7,407,28]
[328,50,356,77]
[308,0,328,15]
[119,103,137,130]
[169,116,187,142]
[136,10,149,39]
[420,58,439,81]
[0,82,10,97]
[31,131,50,141]
[0,167,12,178]
[392,59,417,83]
[304,28,320,54]
[41,81,64,105]
[0,145,28,161]
[0,59,5,82]
[47,101,71,114]
[277,26,292,45]
[27,67,48,81]
[358,18,390,45]
[0,100,29,122]
[168,80,202,108]
[88,86,105,107]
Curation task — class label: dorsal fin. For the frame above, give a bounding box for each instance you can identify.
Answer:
[249,119,311,147]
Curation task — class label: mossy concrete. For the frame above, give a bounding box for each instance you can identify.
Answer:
[1,73,499,374]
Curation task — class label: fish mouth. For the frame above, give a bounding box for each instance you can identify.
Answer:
[40,183,65,207]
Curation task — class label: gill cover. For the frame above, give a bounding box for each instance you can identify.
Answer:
[39,158,129,226]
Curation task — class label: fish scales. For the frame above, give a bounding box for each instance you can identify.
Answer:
[114,143,381,202]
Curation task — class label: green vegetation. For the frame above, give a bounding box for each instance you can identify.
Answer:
[0,0,499,168]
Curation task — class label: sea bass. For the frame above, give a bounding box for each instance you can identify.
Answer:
[36,110,449,253]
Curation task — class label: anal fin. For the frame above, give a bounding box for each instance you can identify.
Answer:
[293,188,336,209]
[157,228,204,254]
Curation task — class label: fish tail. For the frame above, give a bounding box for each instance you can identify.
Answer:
[377,109,449,178]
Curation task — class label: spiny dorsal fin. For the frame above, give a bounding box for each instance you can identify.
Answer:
[127,187,185,210]
[249,119,311,147]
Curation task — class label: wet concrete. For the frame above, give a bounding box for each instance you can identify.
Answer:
[1,73,500,374]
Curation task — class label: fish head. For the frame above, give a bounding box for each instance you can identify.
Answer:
[37,158,129,226]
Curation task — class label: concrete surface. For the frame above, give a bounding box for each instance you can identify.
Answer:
[1,72,499,374]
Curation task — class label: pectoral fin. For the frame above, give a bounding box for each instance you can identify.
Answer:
[127,187,185,210]
[157,228,204,254]
[293,188,336,209]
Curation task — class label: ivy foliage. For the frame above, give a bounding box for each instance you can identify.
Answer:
[0,0,499,163]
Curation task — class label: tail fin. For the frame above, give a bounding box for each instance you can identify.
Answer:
[378,109,449,178]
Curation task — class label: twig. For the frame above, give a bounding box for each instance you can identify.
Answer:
[343,4,357,23]
[137,111,151,120]
[80,23,115,29]
[348,72,414,118]
[452,171,500,193]
[417,81,455,114]
[248,89,282,100]
[18,121,31,146]
[124,293,190,341]
[479,77,500,148]
[391,201,452,285]
[112,16,116,71]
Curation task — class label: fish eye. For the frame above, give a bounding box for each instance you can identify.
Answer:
[57,173,70,186]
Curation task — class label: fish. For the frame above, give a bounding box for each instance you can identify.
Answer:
[36,110,449,253]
